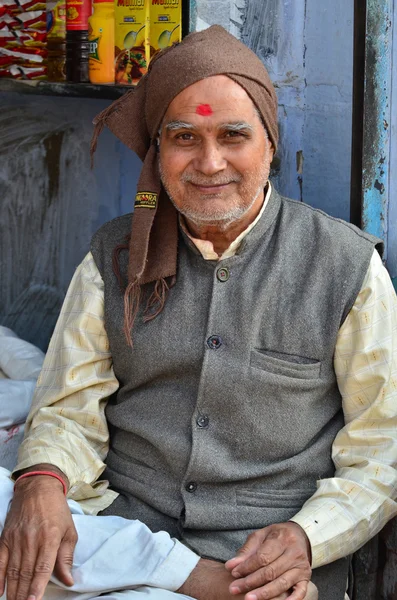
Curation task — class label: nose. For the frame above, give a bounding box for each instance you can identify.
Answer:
[192,140,227,175]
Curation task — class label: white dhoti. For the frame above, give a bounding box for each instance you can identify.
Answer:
[0,468,199,600]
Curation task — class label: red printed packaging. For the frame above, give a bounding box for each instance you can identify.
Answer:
[18,0,46,11]
[15,10,46,29]
[10,63,46,78]
[0,0,20,15]
[0,44,46,61]
[66,0,90,30]
[0,13,19,28]
[15,28,46,44]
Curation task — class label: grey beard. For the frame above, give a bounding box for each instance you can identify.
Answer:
[167,184,265,231]
[159,167,267,231]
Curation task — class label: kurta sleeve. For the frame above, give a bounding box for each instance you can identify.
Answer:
[14,252,119,512]
[290,250,397,568]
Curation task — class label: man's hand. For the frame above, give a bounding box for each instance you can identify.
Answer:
[0,472,78,600]
[177,558,291,600]
[225,522,312,600]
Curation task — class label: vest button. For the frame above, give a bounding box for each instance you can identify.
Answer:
[207,335,222,349]
[216,267,230,282]
[197,415,209,428]
[186,481,197,493]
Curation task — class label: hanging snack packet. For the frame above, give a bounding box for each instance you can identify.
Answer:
[0,0,20,15]
[0,28,15,45]
[15,10,46,28]
[10,63,46,77]
[15,28,46,45]
[46,0,65,38]
[149,0,181,55]
[0,43,46,60]
[0,53,14,66]
[18,0,46,11]
[114,0,149,86]
[0,13,19,27]
[0,27,45,48]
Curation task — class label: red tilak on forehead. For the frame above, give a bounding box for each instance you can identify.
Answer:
[196,104,213,116]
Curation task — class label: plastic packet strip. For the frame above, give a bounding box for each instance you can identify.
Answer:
[0,52,14,64]
[17,0,45,11]
[0,29,46,50]
[10,62,46,78]
[14,28,46,45]
[0,6,18,17]
[0,44,45,60]
[0,28,14,44]
[0,13,19,27]
[1,42,46,54]
[0,0,20,15]
[15,10,45,28]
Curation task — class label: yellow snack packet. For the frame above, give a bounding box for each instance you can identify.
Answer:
[149,0,181,55]
[114,0,149,85]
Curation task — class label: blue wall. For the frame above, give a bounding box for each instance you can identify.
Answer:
[197,0,355,221]
[388,0,397,288]
[0,92,140,348]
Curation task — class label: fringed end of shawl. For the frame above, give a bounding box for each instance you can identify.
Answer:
[123,275,176,347]
[90,119,105,169]
[91,97,126,169]
[143,278,169,323]
[123,279,141,348]
[112,235,130,292]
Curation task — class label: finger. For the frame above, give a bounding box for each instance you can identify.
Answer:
[301,581,318,600]
[6,542,22,600]
[274,594,289,600]
[53,528,78,587]
[0,539,10,596]
[26,542,60,600]
[226,530,269,573]
[246,593,289,600]
[230,553,291,594]
[284,581,309,600]
[15,547,38,600]
[225,556,246,572]
[231,539,285,578]
[243,570,308,600]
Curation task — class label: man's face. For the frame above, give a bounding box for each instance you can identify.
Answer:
[158,75,274,228]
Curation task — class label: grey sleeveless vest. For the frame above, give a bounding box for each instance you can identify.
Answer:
[91,189,382,599]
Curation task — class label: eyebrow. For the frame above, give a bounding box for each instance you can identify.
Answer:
[164,120,254,132]
[165,120,197,131]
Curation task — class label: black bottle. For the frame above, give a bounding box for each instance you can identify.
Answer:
[66,0,91,82]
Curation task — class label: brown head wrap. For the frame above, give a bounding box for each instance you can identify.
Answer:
[91,25,278,345]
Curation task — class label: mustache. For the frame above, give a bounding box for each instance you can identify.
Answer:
[181,173,242,186]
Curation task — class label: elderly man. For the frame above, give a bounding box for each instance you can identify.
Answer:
[1,25,396,600]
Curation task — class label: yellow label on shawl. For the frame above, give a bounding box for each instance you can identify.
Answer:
[135,192,157,208]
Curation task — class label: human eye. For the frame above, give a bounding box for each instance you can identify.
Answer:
[174,131,195,142]
[223,130,249,142]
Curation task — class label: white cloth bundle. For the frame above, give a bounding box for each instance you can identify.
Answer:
[0,327,45,469]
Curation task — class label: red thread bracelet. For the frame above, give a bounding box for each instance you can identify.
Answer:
[14,471,67,496]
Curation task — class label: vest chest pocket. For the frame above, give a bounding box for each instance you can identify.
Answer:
[250,349,321,380]
[236,487,315,509]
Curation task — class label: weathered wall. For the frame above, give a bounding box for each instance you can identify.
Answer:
[388,0,397,287]
[0,93,139,349]
[197,0,355,220]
